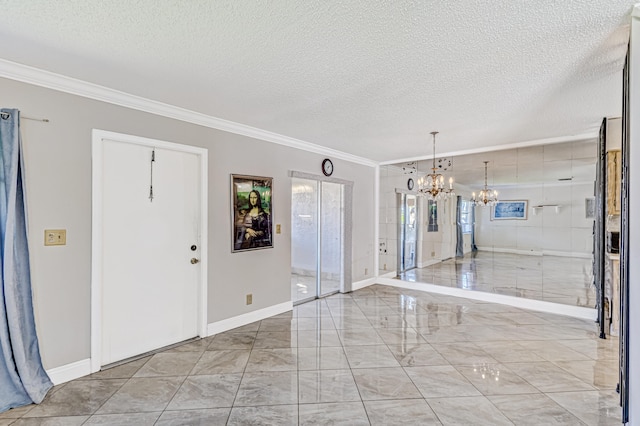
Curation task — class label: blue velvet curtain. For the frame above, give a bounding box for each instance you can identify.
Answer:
[0,109,52,413]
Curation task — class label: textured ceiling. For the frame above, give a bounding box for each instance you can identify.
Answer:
[0,1,633,162]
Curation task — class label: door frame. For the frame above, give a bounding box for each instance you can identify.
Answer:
[90,129,208,372]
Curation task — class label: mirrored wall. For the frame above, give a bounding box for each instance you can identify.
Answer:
[379,139,597,308]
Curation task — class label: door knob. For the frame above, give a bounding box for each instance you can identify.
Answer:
[190,258,200,264]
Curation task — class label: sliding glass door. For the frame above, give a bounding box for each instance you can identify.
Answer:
[291,178,344,304]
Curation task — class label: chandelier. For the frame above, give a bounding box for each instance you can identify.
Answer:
[472,161,498,206]
[416,131,454,200]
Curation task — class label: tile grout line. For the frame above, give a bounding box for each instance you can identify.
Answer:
[153,337,216,425]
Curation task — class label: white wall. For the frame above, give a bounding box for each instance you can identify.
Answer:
[0,76,376,370]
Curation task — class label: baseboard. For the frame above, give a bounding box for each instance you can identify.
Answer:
[417,259,441,268]
[375,277,596,321]
[476,247,591,259]
[378,270,397,278]
[207,301,293,336]
[46,358,92,385]
[476,246,543,256]
[352,277,376,291]
[542,250,592,259]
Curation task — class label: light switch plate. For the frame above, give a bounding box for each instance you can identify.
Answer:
[276,224,281,234]
[45,229,66,246]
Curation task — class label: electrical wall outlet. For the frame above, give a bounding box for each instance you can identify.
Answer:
[45,229,66,246]
[365,268,368,275]
[246,294,253,305]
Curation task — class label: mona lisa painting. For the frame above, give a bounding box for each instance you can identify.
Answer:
[231,174,273,252]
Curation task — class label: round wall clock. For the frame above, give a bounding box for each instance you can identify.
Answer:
[407,178,414,190]
[322,158,334,176]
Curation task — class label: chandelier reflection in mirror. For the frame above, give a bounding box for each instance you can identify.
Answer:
[472,161,499,206]
[416,131,455,200]
[473,363,500,382]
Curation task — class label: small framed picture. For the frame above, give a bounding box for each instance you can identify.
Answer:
[231,174,273,252]
[491,200,528,220]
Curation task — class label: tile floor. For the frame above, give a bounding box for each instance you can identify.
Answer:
[0,284,620,425]
[399,252,596,308]
[291,272,340,304]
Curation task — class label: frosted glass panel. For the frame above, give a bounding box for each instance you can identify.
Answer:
[291,178,318,303]
[320,182,343,296]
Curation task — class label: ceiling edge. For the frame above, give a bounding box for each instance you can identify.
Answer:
[0,59,378,167]
[381,133,598,165]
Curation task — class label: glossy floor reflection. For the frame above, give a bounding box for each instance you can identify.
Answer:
[0,285,619,425]
[399,252,596,308]
[291,272,340,304]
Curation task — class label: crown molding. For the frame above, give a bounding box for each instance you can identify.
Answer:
[0,59,377,167]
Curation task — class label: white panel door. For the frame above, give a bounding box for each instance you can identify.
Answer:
[101,139,200,365]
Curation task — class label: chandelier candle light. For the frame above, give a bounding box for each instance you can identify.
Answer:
[416,131,455,200]
[472,161,499,206]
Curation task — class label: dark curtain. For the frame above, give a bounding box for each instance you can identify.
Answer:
[471,203,478,252]
[455,196,463,257]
